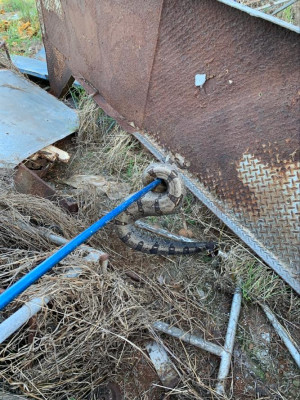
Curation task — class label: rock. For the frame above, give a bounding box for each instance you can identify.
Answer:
[178,228,194,238]
[293,379,300,388]
[261,332,271,343]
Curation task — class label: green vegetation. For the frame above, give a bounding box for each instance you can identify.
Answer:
[1,0,37,22]
[0,0,41,55]
[282,5,294,23]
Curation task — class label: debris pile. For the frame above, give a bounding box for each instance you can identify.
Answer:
[0,47,299,400]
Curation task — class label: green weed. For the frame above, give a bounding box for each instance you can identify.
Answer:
[282,5,294,23]
[0,0,41,55]
[1,0,37,23]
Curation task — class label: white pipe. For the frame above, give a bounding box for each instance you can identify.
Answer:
[215,287,242,395]
[0,296,50,343]
[260,303,300,368]
[0,245,105,344]
[153,321,223,357]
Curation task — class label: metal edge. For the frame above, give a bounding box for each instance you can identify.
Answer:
[132,131,300,295]
[217,0,300,33]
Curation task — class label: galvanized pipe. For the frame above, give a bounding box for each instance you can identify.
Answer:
[215,287,242,395]
[256,0,291,11]
[0,263,94,344]
[0,296,50,343]
[153,287,242,396]
[152,321,223,357]
[217,0,300,32]
[135,221,197,243]
[260,303,300,368]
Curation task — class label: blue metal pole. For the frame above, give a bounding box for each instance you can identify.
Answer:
[0,179,161,310]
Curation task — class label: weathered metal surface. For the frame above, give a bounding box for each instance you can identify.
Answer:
[218,0,300,33]
[14,164,78,213]
[38,0,300,292]
[146,341,179,388]
[0,70,79,168]
[11,55,48,80]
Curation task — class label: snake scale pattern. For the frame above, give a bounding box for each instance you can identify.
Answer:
[115,163,217,255]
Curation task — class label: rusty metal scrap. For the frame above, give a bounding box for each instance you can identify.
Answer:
[14,164,78,213]
[37,0,300,292]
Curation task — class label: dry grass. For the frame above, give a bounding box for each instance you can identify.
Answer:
[0,93,299,400]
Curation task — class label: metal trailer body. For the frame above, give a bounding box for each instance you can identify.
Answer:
[37,0,300,293]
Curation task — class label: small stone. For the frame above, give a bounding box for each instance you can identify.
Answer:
[293,379,300,388]
[178,228,194,238]
[197,289,206,299]
[261,332,271,343]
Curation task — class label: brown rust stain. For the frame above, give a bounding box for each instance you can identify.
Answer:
[40,0,163,115]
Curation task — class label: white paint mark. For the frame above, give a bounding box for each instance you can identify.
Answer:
[195,74,206,87]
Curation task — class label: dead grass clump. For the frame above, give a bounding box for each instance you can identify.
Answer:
[69,94,154,191]
[0,191,82,248]
[76,94,103,143]
[1,261,156,400]
[0,41,13,69]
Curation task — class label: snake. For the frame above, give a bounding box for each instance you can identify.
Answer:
[115,163,217,256]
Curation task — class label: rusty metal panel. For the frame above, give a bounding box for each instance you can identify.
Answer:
[143,0,300,292]
[38,0,300,293]
[14,164,78,213]
[37,0,163,121]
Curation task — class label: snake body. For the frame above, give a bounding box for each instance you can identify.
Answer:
[115,163,217,256]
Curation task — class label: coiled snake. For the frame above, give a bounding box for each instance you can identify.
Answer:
[115,163,217,255]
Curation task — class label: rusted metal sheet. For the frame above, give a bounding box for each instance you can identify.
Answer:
[38,0,300,293]
[14,164,78,213]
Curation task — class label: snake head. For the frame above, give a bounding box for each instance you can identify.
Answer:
[142,163,186,205]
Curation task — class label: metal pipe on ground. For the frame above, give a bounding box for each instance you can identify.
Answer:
[272,0,298,15]
[152,321,224,357]
[153,286,242,396]
[256,0,292,11]
[215,286,242,395]
[42,230,109,269]
[260,303,300,368]
[135,221,197,243]
[0,245,105,344]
